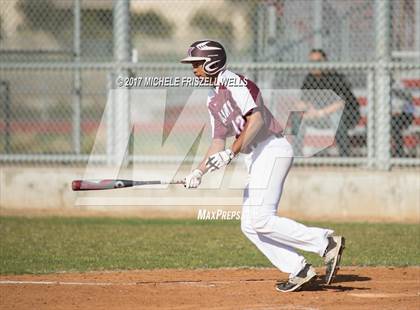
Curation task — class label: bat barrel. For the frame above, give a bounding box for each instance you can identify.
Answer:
[71,179,132,191]
[72,179,184,191]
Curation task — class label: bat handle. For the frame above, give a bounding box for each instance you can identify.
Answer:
[168,179,185,185]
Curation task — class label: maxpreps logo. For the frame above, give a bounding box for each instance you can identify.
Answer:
[197,209,241,220]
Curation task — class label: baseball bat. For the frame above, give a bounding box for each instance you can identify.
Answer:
[72,179,185,191]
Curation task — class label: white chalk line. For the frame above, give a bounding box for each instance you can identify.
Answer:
[0,278,277,287]
[1,278,418,286]
[0,280,121,286]
[0,280,211,286]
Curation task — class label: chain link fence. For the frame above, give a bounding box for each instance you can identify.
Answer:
[0,0,419,169]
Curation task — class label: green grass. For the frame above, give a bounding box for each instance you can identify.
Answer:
[0,216,419,274]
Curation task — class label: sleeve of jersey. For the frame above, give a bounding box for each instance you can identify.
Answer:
[228,81,261,116]
[208,110,228,139]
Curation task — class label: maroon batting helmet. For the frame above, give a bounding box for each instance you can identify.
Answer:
[180,40,227,76]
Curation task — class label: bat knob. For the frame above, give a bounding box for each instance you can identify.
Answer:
[72,180,82,191]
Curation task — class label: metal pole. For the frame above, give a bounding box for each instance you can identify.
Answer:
[374,0,391,170]
[416,0,420,61]
[253,2,265,84]
[314,0,323,49]
[106,73,115,166]
[342,17,350,61]
[266,3,277,91]
[113,0,131,166]
[73,0,82,154]
[367,70,375,168]
[256,3,265,63]
[0,82,11,154]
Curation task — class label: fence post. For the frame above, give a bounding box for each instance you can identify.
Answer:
[313,0,323,49]
[0,82,11,154]
[112,0,131,166]
[367,69,375,168]
[107,73,116,166]
[374,0,391,170]
[73,0,82,155]
[416,0,420,57]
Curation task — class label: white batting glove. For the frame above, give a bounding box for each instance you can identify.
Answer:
[184,169,203,189]
[205,149,235,172]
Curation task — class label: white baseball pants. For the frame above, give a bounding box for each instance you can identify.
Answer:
[241,136,333,278]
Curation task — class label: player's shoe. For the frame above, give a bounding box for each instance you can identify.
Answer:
[275,264,317,293]
[323,235,345,285]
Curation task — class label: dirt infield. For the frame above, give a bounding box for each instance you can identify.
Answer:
[0,267,418,309]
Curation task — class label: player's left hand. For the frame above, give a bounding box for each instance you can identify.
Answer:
[206,149,235,172]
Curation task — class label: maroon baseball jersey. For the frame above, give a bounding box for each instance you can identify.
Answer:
[207,70,283,153]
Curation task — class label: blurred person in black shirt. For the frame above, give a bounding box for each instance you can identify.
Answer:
[293,49,360,157]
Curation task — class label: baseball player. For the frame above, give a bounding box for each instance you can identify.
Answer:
[181,40,345,292]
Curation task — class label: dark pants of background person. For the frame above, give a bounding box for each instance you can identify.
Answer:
[335,124,351,157]
[391,112,414,157]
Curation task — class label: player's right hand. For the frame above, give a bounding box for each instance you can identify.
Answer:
[184,169,203,189]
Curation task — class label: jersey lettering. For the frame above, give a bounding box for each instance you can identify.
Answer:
[218,100,234,123]
[232,115,245,135]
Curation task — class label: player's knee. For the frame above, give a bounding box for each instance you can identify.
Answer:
[250,215,271,233]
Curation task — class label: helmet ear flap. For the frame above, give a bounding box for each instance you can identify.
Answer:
[203,59,226,76]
